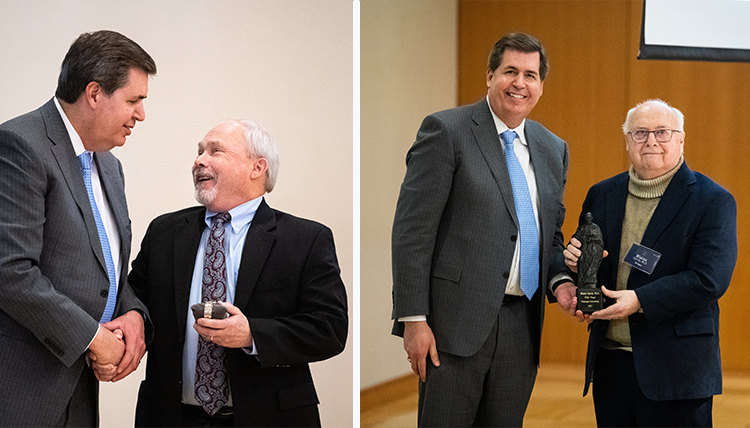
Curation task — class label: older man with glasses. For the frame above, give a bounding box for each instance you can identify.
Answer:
[560,99,737,427]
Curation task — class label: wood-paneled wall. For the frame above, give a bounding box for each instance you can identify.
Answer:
[458,0,750,371]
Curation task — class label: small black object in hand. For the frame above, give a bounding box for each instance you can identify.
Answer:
[190,301,228,320]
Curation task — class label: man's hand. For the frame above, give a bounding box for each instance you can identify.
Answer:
[590,286,641,320]
[555,282,593,323]
[563,237,583,272]
[101,310,146,382]
[88,327,125,382]
[194,302,253,349]
[403,321,439,383]
[555,282,577,315]
[564,237,609,272]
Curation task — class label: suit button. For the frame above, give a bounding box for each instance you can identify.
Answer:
[510,235,517,242]
[100,290,108,298]
[503,272,510,279]
[44,338,65,356]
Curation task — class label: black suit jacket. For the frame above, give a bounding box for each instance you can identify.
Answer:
[580,163,737,400]
[129,199,348,427]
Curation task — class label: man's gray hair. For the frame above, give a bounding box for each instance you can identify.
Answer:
[622,99,685,134]
[237,120,280,193]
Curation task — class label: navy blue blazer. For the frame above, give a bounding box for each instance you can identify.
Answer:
[580,162,737,401]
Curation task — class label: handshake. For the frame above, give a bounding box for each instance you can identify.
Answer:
[87,310,146,382]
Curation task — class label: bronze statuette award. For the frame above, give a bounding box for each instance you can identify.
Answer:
[575,212,604,313]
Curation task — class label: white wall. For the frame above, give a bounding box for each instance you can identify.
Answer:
[360,0,457,389]
[0,1,353,426]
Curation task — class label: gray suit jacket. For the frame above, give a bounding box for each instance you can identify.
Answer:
[0,99,148,426]
[391,99,568,358]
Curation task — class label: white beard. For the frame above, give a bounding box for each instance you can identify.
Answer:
[194,185,218,207]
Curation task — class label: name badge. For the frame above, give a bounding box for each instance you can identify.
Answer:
[623,243,661,275]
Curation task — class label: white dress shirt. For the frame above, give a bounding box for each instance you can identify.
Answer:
[487,97,541,297]
[399,97,542,323]
[54,98,122,288]
[54,98,122,345]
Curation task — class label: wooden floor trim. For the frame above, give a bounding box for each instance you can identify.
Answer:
[361,373,419,412]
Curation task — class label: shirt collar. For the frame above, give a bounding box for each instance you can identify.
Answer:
[53,97,88,157]
[205,195,263,233]
[485,96,528,146]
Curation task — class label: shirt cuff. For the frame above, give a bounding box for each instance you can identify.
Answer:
[87,324,101,350]
[85,324,101,366]
[243,339,258,356]
[399,315,427,322]
[549,272,574,292]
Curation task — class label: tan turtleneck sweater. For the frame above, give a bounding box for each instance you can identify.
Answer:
[604,157,684,351]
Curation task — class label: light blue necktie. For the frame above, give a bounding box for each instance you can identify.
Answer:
[501,130,539,300]
[79,152,118,323]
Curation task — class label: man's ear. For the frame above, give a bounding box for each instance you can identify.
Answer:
[84,81,102,109]
[250,157,268,180]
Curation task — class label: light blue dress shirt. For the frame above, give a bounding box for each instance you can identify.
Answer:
[181,196,263,406]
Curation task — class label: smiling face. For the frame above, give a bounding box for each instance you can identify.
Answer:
[86,68,149,151]
[192,121,267,212]
[486,49,544,129]
[626,102,684,180]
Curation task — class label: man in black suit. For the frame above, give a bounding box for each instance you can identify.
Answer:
[391,33,571,426]
[564,99,737,427]
[129,120,348,427]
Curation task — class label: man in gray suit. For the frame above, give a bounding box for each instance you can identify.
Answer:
[0,30,156,426]
[392,33,571,426]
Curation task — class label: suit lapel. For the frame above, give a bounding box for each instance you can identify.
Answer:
[525,121,554,233]
[173,208,206,339]
[640,163,694,249]
[603,174,628,286]
[233,199,276,309]
[470,101,518,226]
[605,174,628,254]
[94,152,131,267]
[42,100,107,271]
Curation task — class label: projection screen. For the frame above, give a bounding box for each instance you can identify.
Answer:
[639,0,750,62]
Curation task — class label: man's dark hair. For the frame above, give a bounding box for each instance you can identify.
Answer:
[487,32,549,81]
[55,30,157,103]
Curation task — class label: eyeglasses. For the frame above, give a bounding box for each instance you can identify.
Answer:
[627,129,683,144]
